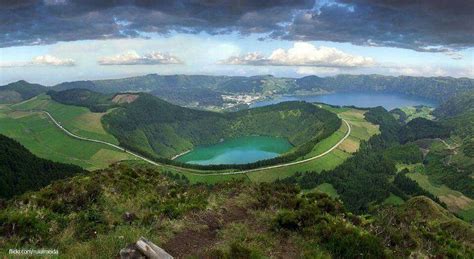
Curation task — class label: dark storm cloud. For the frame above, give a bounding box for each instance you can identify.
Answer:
[0,0,472,52]
[0,0,312,47]
[284,0,474,52]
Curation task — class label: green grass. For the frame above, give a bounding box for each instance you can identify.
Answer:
[399,106,435,122]
[383,193,405,205]
[122,160,249,184]
[0,99,378,185]
[401,163,474,222]
[0,104,136,170]
[12,94,119,144]
[309,183,339,198]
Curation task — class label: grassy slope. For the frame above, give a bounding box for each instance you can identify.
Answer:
[1,97,376,183]
[12,94,118,144]
[0,97,136,170]
[400,106,435,122]
[1,164,472,258]
[400,163,474,222]
[383,193,405,205]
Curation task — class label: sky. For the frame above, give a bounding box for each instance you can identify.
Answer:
[0,0,473,85]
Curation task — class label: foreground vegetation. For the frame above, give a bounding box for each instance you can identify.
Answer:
[1,164,472,258]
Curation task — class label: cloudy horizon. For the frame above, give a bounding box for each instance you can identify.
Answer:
[1,0,473,85]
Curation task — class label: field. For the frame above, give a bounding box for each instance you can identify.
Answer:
[401,163,474,221]
[308,183,340,198]
[399,106,435,122]
[0,97,136,170]
[1,97,379,184]
[12,94,119,144]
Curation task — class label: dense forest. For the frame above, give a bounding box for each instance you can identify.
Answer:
[427,91,474,198]
[0,164,471,258]
[435,90,474,138]
[102,94,341,164]
[0,134,84,199]
[398,118,450,143]
[295,75,473,102]
[280,107,449,213]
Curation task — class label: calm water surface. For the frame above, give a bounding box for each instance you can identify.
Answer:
[250,92,437,110]
[176,136,292,165]
[179,92,437,165]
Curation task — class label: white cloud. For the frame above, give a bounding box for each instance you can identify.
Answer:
[0,54,75,68]
[32,55,75,66]
[221,42,375,68]
[98,50,183,65]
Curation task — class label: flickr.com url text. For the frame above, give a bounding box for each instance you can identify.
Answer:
[9,249,59,256]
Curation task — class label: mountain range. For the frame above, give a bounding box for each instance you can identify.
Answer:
[2,74,473,108]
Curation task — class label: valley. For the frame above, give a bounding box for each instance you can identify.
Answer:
[0,95,137,170]
[0,78,473,258]
[2,2,473,257]
[0,89,375,180]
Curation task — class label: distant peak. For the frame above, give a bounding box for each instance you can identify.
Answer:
[15,80,29,84]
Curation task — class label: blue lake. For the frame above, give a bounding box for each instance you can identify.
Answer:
[175,136,293,165]
[250,92,438,110]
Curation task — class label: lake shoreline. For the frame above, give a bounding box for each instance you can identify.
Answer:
[171,150,191,160]
[175,136,293,165]
[249,91,438,110]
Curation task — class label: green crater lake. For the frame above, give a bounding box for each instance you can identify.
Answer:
[175,136,293,165]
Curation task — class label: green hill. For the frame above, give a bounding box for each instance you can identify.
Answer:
[49,74,474,108]
[398,118,450,143]
[0,80,47,103]
[0,134,85,198]
[1,163,471,258]
[48,88,117,112]
[434,90,474,138]
[102,93,341,163]
[295,75,474,102]
[374,196,474,257]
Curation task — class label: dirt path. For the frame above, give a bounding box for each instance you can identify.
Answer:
[163,206,249,258]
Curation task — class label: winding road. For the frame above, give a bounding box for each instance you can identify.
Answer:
[40,110,351,176]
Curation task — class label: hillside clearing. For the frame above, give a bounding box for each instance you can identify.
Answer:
[0,105,136,170]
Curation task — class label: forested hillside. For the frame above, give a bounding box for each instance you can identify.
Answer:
[47,74,474,106]
[3,74,472,107]
[295,75,473,102]
[102,94,341,165]
[0,80,46,103]
[281,107,450,213]
[1,164,471,258]
[48,89,117,112]
[0,134,85,198]
[435,91,474,138]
